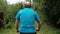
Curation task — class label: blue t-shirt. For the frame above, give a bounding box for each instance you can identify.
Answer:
[15,8,40,33]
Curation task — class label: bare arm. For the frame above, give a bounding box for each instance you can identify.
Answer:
[15,20,19,32]
[36,21,41,31]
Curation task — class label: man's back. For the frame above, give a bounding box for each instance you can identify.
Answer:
[15,8,40,33]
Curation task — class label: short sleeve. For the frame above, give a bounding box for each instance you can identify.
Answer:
[15,11,20,20]
[35,12,40,23]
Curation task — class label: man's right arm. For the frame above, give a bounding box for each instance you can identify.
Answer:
[15,20,19,32]
[15,11,20,32]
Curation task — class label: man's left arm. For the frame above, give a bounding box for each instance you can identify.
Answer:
[36,21,41,31]
[35,12,41,31]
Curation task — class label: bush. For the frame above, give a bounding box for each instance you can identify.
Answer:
[44,0,60,28]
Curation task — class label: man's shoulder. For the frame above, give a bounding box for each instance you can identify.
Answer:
[18,9,23,13]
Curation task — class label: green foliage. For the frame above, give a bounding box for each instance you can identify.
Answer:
[0,0,60,29]
[33,0,44,14]
[44,0,60,28]
[0,0,8,28]
[0,0,8,12]
[0,0,23,28]
[4,2,23,28]
[34,0,60,28]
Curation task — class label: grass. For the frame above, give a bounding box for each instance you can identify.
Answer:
[41,23,60,34]
[0,23,60,34]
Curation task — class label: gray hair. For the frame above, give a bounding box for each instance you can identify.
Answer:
[23,1,32,8]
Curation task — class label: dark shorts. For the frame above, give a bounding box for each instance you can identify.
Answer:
[20,32,36,34]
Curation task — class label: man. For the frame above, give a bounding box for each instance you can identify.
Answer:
[15,2,41,34]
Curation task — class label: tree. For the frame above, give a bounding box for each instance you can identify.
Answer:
[44,0,60,28]
[0,0,8,28]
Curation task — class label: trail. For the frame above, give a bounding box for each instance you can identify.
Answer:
[0,23,59,34]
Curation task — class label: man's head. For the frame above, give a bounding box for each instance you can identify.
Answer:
[24,2,31,8]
